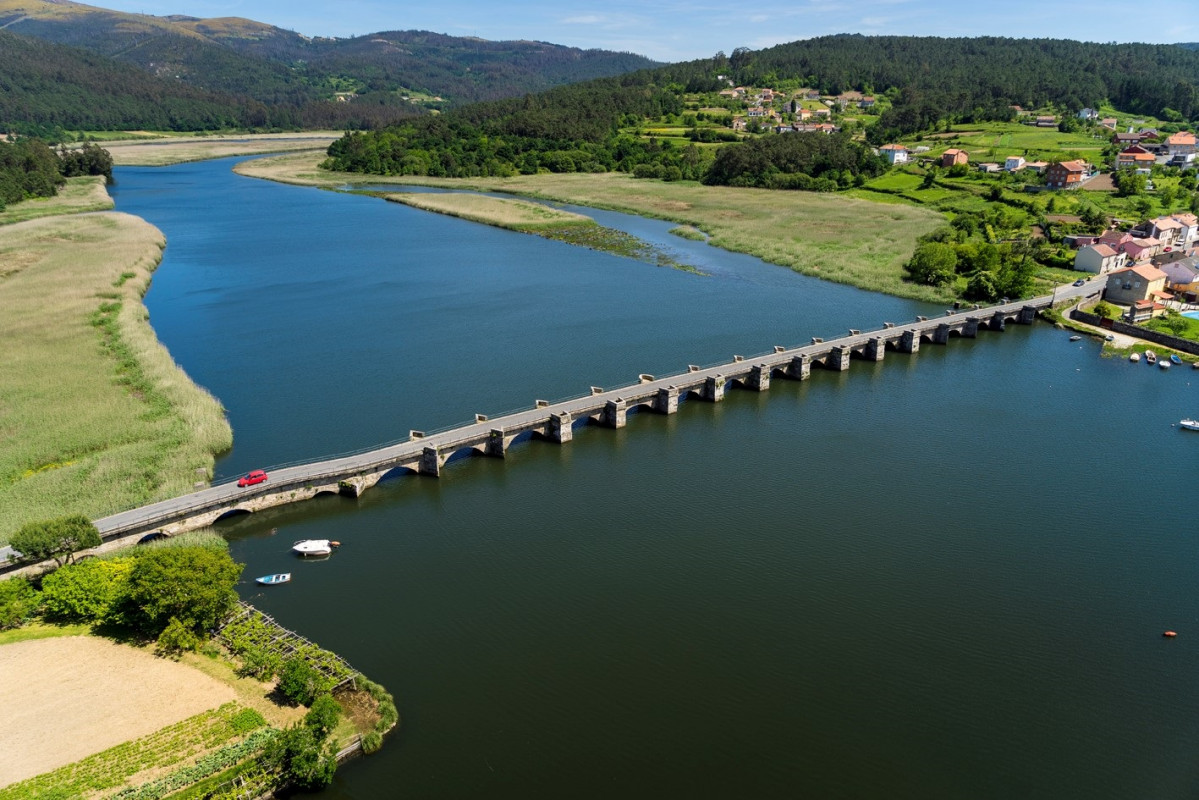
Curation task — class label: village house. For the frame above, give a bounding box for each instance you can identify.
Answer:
[1099,230,1134,250]
[1158,256,1199,302]
[813,107,831,118]
[1104,263,1170,309]
[1045,160,1091,189]
[1144,217,1184,249]
[976,162,1001,173]
[1169,212,1199,248]
[1123,237,1163,262]
[1100,117,1119,130]
[835,90,864,109]
[941,148,969,167]
[1074,243,1126,274]
[1113,131,1153,147]
[797,108,813,121]
[803,89,822,101]
[1024,160,1049,173]
[1116,145,1156,173]
[1126,298,1170,323]
[1035,115,1057,127]
[1004,155,1026,172]
[1077,108,1099,120]
[1166,131,1197,165]
[858,97,876,109]
[879,143,909,164]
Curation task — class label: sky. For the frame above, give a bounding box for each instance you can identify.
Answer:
[96,0,1199,62]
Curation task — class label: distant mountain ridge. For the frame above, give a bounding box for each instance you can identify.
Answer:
[0,0,659,108]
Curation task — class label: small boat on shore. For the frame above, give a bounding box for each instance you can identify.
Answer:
[293,539,340,557]
[1160,359,1172,370]
[1145,350,1157,365]
[1170,354,1182,365]
[1180,419,1199,431]
[1129,352,1141,362]
[1069,335,1082,341]
[256,573,291,585]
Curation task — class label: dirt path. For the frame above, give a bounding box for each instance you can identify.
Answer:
[0,636,235,787]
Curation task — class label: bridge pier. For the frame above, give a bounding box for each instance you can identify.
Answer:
[899,329,920,353]
[549,412,573,443]
[786,354,811,381]
[865,337,886,361]
[654,386,679,414]
[338,477,365,498]
[1019,305,1036,324]
[934,323,950,345]
[703,375,726,402]
[827,346,850,371]
[419,447,444,477]
[601,400,628,428]
[748,365,771,391]
[990,311,1006,331]
[963,318,979,338]
[484,428,511,458]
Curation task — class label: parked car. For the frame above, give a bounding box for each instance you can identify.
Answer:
[1073,278,1087,286]
[237,469,268,487]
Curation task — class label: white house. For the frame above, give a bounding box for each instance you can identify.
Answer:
[1074,243,1126,274]
[879,143,909,164]
[1004,155,1026,172]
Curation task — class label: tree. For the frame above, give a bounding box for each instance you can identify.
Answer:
[262,724,337,791]
[121,546,241,637]
[10,515,101,567]
[278,656,333,706]
[904,242,958,286]
[1162,311,1189,337]
[304,694,343,740]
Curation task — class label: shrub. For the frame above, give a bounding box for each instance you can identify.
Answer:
[122,546,242,638]
[157,615,202,656]
[0,577,41,630]
[262,725,337,791]
[237,645,282,681]
[41,557,132,623]
[361,731,383,755]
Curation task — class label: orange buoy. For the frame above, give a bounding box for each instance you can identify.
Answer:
[1163,631,1178,638]
[330,541,341,547]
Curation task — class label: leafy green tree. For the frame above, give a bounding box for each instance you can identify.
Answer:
[121,546,241,637]
[0,578,41,630]
[262,724,337,791]
[156,615,202,656]
[1114,170,1146,197]
[964,269,999,301]
[40,557,132,623]
[1093,300,1120,320]
[304,694,343,740]
[10,515,101,567]
[278,656,333,706]
[1162,311,1189,337]
[904,242,958,286]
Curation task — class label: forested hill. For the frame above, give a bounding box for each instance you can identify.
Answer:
[0,0,658,108]
[709,35,1199,136]
[0,29,422,134]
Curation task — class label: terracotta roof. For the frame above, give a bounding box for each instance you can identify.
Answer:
[880,143,908,151]
[1130,263,1168,281]
[1090,244,1118,257]
[1173,213,1198,226]
[1167,132,1197,145]
[1153,218,1183,230]
[1053,160,1088,172]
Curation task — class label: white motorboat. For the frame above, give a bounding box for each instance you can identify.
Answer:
[292,539,340,557]
[1180,419,1199,431]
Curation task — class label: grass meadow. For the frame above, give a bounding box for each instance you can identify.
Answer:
[97,133,340,167]
[0,176,112,226]
[0,212,232,544]
[239,153,950,301]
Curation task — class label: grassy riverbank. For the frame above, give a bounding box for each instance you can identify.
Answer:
[383,191,699,272]
[0,176,112,225]
[236,152,949,302]
[0,210,232,544]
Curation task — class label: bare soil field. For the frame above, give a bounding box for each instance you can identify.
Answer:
[100,133,340,166]
[0,636,236,787]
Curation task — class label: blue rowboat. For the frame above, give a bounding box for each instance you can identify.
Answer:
[255,573,291,585]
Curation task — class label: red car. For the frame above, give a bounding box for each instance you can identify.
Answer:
[237,469,268,488]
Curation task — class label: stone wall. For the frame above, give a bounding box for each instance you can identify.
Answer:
[1070,308,1199,356]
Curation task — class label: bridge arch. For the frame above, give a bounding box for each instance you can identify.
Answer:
[214,508,252,523]
[137,532,170,545]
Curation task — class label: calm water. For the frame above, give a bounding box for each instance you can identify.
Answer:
[112,159,1199,799]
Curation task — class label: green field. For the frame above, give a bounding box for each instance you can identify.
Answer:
[915,121,1110,163]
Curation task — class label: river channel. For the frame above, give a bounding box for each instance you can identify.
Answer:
[112,157,1199,799]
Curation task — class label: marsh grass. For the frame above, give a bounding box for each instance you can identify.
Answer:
[383,191,699,272]
[240,153,948,301]
[0,176,113,226]
[0,213,232,545]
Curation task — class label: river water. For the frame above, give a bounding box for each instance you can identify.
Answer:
[112,158,1199,799]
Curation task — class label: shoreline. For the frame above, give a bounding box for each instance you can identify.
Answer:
[234,152,952,303]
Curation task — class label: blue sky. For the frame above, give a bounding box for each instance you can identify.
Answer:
[98,0,1199,62]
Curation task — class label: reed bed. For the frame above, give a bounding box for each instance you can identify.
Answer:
[0,176,113,226]
[0,212,231,544]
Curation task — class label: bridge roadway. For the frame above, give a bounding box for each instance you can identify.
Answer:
[77,284,1096,551]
